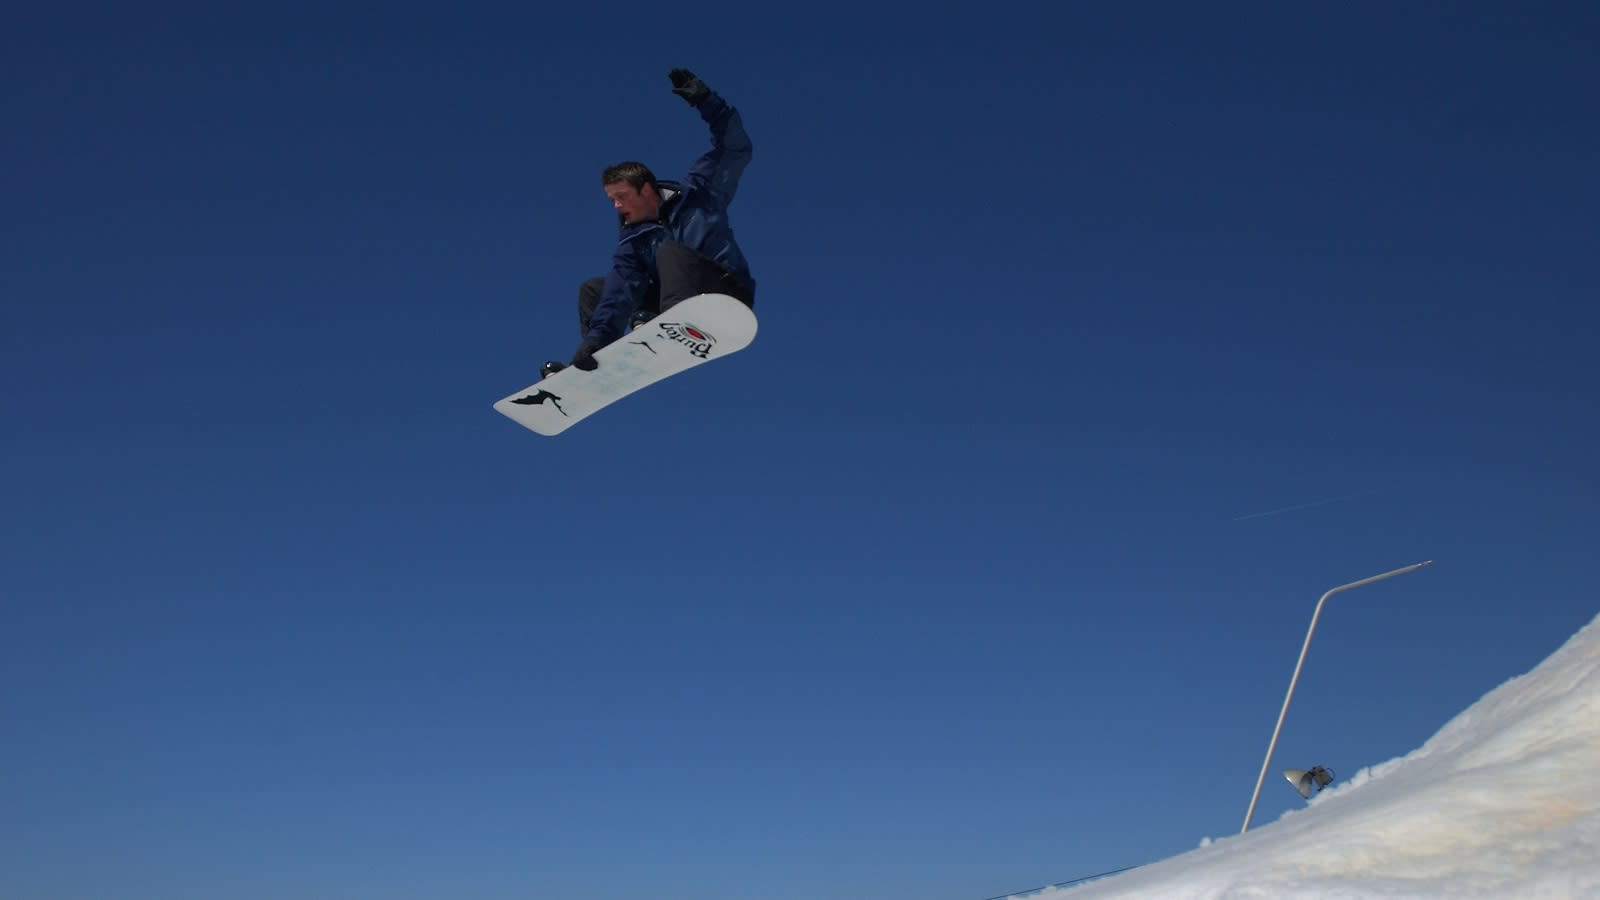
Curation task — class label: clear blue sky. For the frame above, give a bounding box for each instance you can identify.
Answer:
[3,3,1596,898]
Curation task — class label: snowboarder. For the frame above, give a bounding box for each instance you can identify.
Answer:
[542,68,756,377]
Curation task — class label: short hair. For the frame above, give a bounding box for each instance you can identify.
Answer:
[602,161,657,191]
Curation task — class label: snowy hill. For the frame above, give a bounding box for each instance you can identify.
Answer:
[1028,612,1600,899]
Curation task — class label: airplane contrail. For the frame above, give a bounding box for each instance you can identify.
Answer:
[1232,489,1378,522]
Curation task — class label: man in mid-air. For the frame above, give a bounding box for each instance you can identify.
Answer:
[543,68,756,377]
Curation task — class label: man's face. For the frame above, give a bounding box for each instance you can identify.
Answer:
[606,181,660,224]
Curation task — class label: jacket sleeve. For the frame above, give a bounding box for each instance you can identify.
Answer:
[682,92,752,209]
[584,226,662,346]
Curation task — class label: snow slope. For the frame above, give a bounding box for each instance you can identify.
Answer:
[1034,612,1600,899]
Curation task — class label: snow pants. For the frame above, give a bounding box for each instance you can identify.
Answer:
[578,241,754,337]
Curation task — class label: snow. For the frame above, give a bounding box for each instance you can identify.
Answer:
[1021,612,1600,899]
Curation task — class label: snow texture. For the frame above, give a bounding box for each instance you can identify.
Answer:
[1032,612,1600,899]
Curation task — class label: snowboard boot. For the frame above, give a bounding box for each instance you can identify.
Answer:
[629,309,657,330]
[540,360,566,379]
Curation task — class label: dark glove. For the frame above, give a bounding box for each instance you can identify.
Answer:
[571,338,601,371]
[669,68,710,107]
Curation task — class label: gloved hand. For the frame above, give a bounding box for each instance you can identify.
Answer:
[571,338,601,371]
[669,68,710,107]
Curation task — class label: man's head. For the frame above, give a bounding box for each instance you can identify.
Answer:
[603,162,661,224]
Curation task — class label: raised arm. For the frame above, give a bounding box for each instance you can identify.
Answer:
[670,68,752,208]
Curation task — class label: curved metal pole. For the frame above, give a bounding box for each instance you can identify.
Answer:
[1240,560,1434,833]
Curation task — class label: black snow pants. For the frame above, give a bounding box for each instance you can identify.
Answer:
[578,241,754,337]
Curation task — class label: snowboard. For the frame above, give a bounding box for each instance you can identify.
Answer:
[494,292,758,436]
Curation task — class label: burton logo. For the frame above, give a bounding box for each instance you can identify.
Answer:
[509,389,568,417]
[657,320,717,359]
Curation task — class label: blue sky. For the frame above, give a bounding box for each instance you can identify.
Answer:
[3,3,1596,898]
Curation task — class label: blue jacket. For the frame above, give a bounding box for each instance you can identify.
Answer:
[585,91,755,346]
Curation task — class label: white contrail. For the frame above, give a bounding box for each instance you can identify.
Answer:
[1232,489,1377,522]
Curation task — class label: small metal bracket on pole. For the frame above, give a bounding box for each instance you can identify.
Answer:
[1240,560,1434,833]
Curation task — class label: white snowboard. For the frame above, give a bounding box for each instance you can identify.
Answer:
[495,293,758,436]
